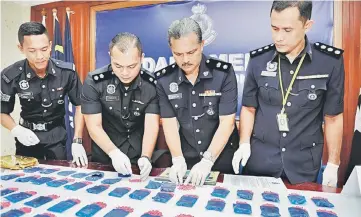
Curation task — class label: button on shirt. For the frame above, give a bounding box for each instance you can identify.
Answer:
[156,55,238,158]
[242,37,345,184]
[81,65,159,157]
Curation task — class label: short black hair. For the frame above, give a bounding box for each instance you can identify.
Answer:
[271,1,312,23]
[18,21,49,45]
[109,32,143,56]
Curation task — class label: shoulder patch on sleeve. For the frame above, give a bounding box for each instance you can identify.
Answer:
[250,43,276,58]
[205,57,232,72]
[314,42,344,59]
[154,63,178,79]
[1,60,25,83]
[51,58,75,71]
[140,68,157,85]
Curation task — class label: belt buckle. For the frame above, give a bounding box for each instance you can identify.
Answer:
[33,123,46,131]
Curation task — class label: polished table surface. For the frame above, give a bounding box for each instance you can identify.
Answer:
[39,160,342,194]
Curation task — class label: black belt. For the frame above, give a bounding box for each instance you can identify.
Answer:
[19,118,63,132]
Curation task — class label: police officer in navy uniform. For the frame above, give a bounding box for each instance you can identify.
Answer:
[82,33,159,181]
[232,1,344,186]
[0,22,87,166]
[155,18,239,186]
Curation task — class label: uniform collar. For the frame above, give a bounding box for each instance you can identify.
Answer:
[176,54,213,85]
[270,36,313,63]
[24,59,57,81]
[112,65,142,91]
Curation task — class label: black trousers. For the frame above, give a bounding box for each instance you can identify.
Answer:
[15,138,66,160]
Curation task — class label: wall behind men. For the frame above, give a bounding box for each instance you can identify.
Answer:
[0,1,31,156]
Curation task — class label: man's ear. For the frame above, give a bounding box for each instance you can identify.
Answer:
[18,44,24,54]
[304,19,314,33]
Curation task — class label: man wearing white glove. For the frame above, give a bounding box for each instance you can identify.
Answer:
[234,1,344,186]
[232,142,251,174]
[1,22,86,163]
[82,33,159,179]
[155,18,239,186]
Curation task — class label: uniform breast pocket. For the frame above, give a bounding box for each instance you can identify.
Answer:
[50,90,65,105]
[18,91,41,106]
[203,97,219,119]
[129,103,146,121]
[297,79,327,109]
[169,99,188,123]
[258,77,280,106]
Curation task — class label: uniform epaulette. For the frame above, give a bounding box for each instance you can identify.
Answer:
[205,57,232,72]
[140,68,157,85]
[1,59,25,83]
[91,66,113,83]
[314,42,344,59]
[51,58,75,71]
[154,63,178,79]
[249,43,276,58]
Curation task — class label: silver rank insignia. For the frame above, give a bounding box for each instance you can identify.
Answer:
[134,111,141,116]
[107,84,116,94]
[203,71,209,76]
[266,61,278,72]
[308,92,317,101]
[19,80,29,90]
[207,107,215,115]
[58,100,64,104]
[169,82,178,93]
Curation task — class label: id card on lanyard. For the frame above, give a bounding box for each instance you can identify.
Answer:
[276,53,306,132]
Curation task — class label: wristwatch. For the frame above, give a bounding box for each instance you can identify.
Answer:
[73,138,83,144]
[202,151,214,163]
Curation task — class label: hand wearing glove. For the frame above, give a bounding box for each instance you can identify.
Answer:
[232,143,251,174]
[322,162,339,187]
[71,143,88,167]
[138,156,152,181]
[185,158,213,186]
[108,148,132,176]
[11,125,40,146]
[169,156,187,184]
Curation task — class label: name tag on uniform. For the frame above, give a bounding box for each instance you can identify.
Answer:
[168,93,182,100]
[106,96,119,101]
[261,71,277,77]
[18,92,34,99]
[296,74,329,80]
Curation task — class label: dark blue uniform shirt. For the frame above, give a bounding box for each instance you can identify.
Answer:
[1,58,81,145]
[155,55,239,174]
[81,65,159,163]
[242,38,345,184]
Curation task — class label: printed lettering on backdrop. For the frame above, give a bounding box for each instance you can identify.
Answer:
[95,1,334,117]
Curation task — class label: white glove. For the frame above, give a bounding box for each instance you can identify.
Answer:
[108,149,132,176]
[71,143,88,167]
[138,157,152,181]
[11,125,40,146]
[232,143,251,174]
[185,158,213,186]
[322,162,339,187]
[169,156,187,184]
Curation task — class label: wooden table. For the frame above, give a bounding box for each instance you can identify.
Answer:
[39,160,342,193]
